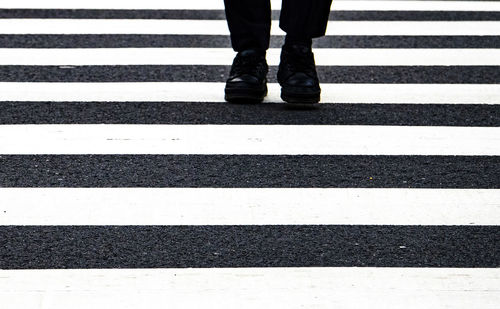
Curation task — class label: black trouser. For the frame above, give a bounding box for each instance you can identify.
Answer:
[224,0,333,52]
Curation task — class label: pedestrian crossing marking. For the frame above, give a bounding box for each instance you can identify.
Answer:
[3,0,500,11]
[1,82,498,103]
[2,48,500,66]
[0,0,499,307]
[1,124,499,155]
[1,19,499,35]
[1,188,498,225]
[1,268,499,309]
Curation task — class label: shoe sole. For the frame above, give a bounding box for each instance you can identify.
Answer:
[281,88,321,104]
[225,85,268,103]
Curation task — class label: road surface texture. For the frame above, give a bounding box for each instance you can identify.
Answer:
[0,0,499,308]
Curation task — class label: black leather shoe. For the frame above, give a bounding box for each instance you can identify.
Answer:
[225,49,268,103]
[277,44,321,104]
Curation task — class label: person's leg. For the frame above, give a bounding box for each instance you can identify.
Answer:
[223,0,271,53]
[223,0,271,103]
[277,0,333,104]
[280,0,333,42]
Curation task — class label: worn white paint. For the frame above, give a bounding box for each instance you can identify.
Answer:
[0,188,498,226]
[1,19,499,35]
[1,268,499,309]
[2,48,499,66]
[331,1,500,12]
[0,124,498,155]
[2,0,500,11]
[1,82,499,104]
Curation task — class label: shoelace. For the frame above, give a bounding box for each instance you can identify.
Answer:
[232,54,266,76]
[283,49,316,77]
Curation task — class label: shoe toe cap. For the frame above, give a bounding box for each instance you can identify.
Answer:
[285,72,317,87]
[227,74,263,86]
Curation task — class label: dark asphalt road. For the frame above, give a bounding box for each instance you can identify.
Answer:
[1,102,498,126]
[3,35,498,48]
[1,9,499,20]
[0,7,498,271]
[2,65,499,83]
[1,226,498,269]
[0,155,498,188]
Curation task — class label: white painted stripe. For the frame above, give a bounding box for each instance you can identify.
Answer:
[1,19,499,36]
[0,125,498,156]
[1,268,499,309]
[1,82,499,104]
[333,1,500,12]
[1,0,228,10]
[2,48,500,66]
[2,0,500,11]
[1,188,498,226]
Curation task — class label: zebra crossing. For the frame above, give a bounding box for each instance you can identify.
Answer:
[0,0,499,308]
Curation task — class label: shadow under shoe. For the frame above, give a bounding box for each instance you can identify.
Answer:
[277,44,321,104]
[225,49,269,103]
